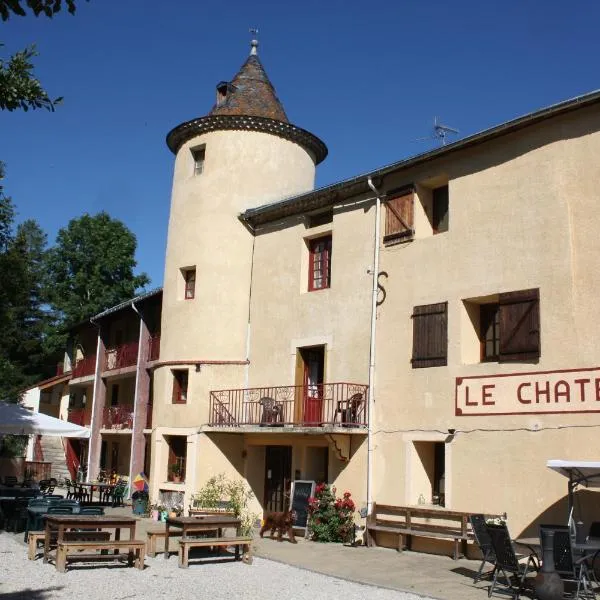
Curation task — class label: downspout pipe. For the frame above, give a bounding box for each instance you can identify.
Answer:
[366,177,382,516]
[128,301,143,498]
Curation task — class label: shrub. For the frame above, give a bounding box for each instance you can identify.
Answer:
[192,473,258,537]
[307,484,355,543]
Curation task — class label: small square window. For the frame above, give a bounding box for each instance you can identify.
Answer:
[184,268,196,300]
[172,370,188,404]
[308,236,332,291]
[384,187,414,243]
[191,146,205,176]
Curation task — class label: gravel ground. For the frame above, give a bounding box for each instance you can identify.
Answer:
[0,533,431,600]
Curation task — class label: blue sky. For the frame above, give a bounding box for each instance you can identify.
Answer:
[1,0,599,287]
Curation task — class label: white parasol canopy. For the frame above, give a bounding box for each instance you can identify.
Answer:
[547,459,600,516]
[0,402,90,438]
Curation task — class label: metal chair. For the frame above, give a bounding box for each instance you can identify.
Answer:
[540,524,599,600]
[3,475,18,487]
[486,522,539,599]
[259,397,283,426]
[470,514,496,583]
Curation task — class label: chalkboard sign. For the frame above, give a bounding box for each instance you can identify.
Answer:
[290,480,316,530]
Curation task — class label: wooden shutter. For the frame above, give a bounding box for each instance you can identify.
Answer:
[411,302,448,368]
[384,189,414,241]
[498,288,540,362]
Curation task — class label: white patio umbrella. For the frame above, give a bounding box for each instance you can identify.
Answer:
[0,402,90,438]
[547,459,600,517]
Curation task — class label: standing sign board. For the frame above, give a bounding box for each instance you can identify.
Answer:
[289,480,316,536]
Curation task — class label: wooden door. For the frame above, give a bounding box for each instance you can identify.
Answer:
[302,347,324,425]
[264,446,292,513]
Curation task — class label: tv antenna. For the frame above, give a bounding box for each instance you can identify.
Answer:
[414,117,460,146]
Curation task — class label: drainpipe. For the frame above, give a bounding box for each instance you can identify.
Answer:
[86,317,101,483]
[366,177,382,516]
[128,302,143,497]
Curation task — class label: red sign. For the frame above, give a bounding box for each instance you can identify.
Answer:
[455,367,600,416]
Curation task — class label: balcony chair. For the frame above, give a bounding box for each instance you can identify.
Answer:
[259,397,284,426]
[486,522,539,599]
[470,514,497,584]
[337,392,364,427]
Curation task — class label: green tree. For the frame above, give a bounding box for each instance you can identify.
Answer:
[0,0,84,112]
[46,212,149,326]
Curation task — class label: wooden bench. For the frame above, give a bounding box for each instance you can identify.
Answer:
[366,504,472,560]
[55,539,146,572]
[178,536,252,568]
[146,528,183,557]
[27,530,111,561]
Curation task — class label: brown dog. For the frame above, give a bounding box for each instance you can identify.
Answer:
[259,509,297,543]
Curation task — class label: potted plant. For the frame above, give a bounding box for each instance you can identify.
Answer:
[131,490,149,515]
[170,463,182,483]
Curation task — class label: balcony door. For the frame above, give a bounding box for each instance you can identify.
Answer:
[264,445,292,514]
[295,346,325,425]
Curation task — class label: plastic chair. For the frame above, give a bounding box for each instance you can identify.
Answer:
[486,522,539,599]
[470,514,496,583]
[46,505,75,515]
[79,506,104,516]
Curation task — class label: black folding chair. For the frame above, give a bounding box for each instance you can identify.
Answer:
[486,522,539,599]
[470,514,497,583]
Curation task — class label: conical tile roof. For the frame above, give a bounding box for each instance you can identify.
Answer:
[208,55,289,122]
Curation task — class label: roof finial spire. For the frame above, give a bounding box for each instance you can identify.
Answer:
[249,27,259,55]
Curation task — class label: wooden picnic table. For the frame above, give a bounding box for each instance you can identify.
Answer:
[164,515,241,559]
[43,514,136,565]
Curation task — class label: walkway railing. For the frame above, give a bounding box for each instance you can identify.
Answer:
[67,408,90,426]
[102,406,134,429]
[72,355,96,378]
[104,342,138,371]
[208,382,368,428]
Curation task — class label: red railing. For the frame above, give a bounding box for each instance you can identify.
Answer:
[104,341,139,371]
[208,382,368,428]
[148,334,160,361]
[72,355,96,378]
[33,435,44,462]
[67,408,90,426]
[102,405,134,429]
[63,439,80,481]
[56,362,64,376]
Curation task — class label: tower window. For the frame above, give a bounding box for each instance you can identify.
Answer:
[191,146,205,176]
[183,268,196,300]
[172,370,189,404]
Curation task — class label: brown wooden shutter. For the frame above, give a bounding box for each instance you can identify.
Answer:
[384,188,414,242]
[498,288,540,362]
[411,302,448,368]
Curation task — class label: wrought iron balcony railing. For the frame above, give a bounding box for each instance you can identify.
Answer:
[104,341,139,371]
[72,355,96,379]
[102,406,134,429]
[208,382,368,428]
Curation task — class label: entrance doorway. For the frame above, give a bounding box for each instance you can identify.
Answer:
[295,346,325,425]
[264,446,292,513]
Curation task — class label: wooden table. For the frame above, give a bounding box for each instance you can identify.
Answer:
[43,514,136,563]
[164,515,241,559]
[77,482,116,503]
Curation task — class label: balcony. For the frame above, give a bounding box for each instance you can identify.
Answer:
[72,355,96,379]
[208,382,368,429]
[102,406,134,430]
[104,341,138,371]
[67,408,91,427]
[148,334,160,362]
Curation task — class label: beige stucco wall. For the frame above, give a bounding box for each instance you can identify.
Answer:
[373,106,600,537]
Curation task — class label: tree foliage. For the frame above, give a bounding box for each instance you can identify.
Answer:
[0,0,78,21]
[46,212,149,326]
[0,0,85,112]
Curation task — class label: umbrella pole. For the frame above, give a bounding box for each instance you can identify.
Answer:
[568,472,574,521]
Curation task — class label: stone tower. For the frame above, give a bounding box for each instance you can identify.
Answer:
[155,41,327,426]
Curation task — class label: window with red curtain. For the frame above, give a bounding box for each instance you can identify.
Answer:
[308,236,332,291]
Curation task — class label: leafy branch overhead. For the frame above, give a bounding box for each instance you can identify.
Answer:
[0,45,62,111]
[0,0,78,21]
[0,0,86,111]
